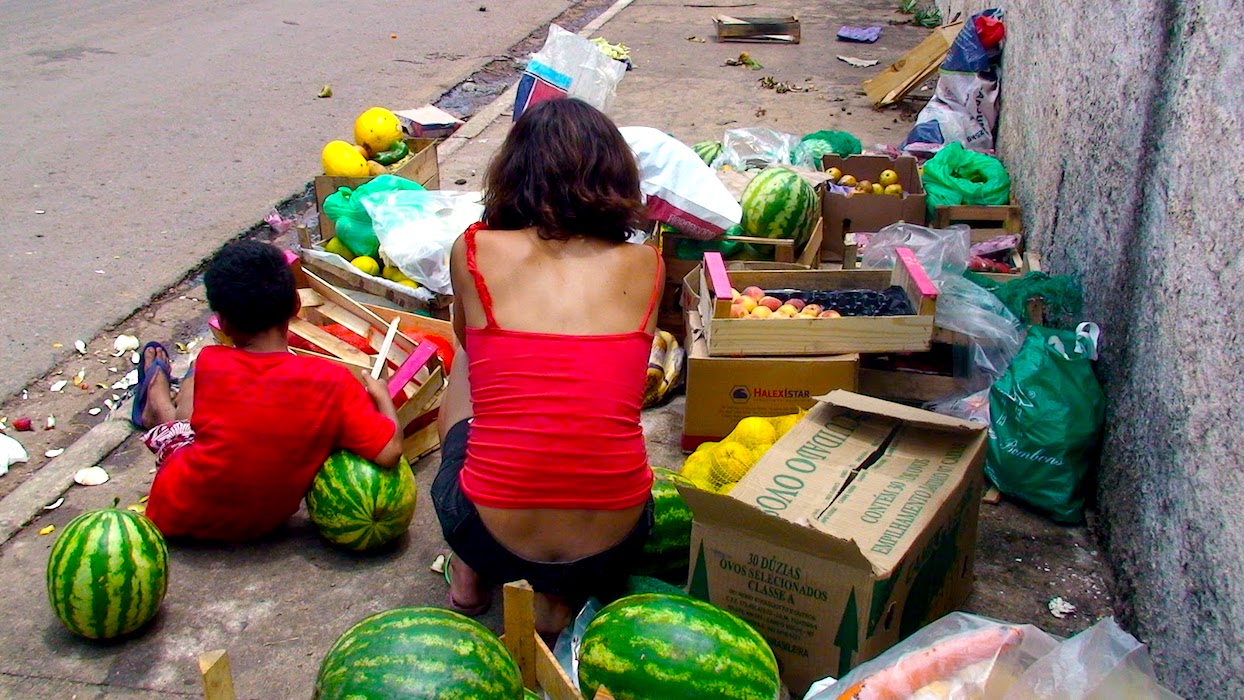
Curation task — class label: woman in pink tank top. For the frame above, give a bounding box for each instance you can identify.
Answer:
[431,98,663,639]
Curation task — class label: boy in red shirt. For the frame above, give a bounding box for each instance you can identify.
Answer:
[133,240,403,541]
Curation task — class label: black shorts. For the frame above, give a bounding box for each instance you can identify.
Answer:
[431,419,653,601]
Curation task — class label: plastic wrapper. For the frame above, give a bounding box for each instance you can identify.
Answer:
[934,275,1023,390]
[621,126,741,239]
[711,127,807,171]
[514,24,627,119]
[360,190,484,295]
[925,388,991,424]
[805,613,1180,700]
[860,222,971,282]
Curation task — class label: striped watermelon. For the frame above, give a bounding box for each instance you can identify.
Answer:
[578,593,781,700]
[635,467,693,583]
[46,506,169,640]
[314,607,521,699]
[306,451,416,552]
[740,166,818,250]
[692,140,723,166]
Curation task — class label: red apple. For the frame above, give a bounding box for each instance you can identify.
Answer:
[787,298,806,311]
[743,286,765,300]
[819,309,842,318]
[758,296,783,312]
[730,303,747,318]
[803,304,823,315]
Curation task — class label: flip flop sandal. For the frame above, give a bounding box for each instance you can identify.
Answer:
[130,343,171,430]
[443,552,492,617]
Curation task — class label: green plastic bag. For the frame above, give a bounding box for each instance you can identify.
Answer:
[322,175,425,258]
[986,323,1105,523]
[922,142,1011,219]
[797,130,862,167]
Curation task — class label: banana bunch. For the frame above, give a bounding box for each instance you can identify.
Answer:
[643,330,684,408]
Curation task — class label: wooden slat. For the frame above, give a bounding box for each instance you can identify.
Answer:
[534,633,584,700]
[289,347,372,374]
[891,247,939,316]
[289,318,373,366]
[503,582,539,690]
[706,314,934,356]
[863,23,963,106]
[199,650,237,700]
[363,304,454,339]
[858,367,961,403]
[314,300,375,340]
[713,15,800,43]
[401,422,442,462]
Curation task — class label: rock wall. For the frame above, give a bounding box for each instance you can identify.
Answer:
[931,1,1244,696]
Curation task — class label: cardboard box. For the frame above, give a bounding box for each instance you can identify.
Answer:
[697,250,939,356]
[682,309,859,450]
[394,105,465,140]
[313,138,441,241]
[680,391,988,695]
[820,154,927,262]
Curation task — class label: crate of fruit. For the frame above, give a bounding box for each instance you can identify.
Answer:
[314,137,441,240]
[932,203,1040,282]
[697,249,938,356]
[819,154,927,262]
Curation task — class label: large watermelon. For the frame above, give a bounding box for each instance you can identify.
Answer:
[692,140,723,166]
[306,451,416,552]
[740,166,819,250]
[635,467,693,583]
[314,607,521,699]
[579,593,781,700]
[46,505,169,640]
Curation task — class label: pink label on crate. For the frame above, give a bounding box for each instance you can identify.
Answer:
[703,252,733,300]
[896,247,938,298]
[387,342,438,400]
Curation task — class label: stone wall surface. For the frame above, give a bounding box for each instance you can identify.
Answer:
[932,0,1244,696]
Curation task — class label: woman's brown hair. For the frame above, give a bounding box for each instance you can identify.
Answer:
[482,98,645,242]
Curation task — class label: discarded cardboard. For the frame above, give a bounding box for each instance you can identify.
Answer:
[680,391,988,695]
[682,309,859,450]
[713,15,801,44]
[820,154,927,262]
[862,22,963,107]
[394,105,465,140]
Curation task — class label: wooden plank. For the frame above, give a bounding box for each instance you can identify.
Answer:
[289,318,373,366]
[858,367,960,403]
[891,247,939,316]
[313,300,374,340]
[706,314,934,356]
[534,633,583,700]
[863,22,963,106]
[503,582,539,690]
[594,688,616,700]
[713,15,800,43]
[363,304,454,339]
[199,650,237,700]
[401,422,441,462]
[394,365,444,428]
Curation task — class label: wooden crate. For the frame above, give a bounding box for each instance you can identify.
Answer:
[289,269,448,462]
[932,204,1038,282]
[713,15,800,43]
[698,248,938,356]
[314,137,441,241]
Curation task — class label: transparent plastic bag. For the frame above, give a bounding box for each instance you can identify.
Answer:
[360,190,484,295]
[860,222,971,282]
[804,613,1180,700]
[514,24,627,119]
[925,387,991,424]
[935,275,1023,390]
[553,596,602,692]
[711,127,806,171]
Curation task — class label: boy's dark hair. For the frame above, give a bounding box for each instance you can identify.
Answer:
[482,98,645,242]
[204,240,297,336]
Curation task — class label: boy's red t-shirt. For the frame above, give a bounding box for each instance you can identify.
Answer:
[145,346,395,541]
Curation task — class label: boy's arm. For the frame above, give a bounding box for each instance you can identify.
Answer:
[359,371,403,468]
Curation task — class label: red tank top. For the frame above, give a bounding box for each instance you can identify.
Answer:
[459,224,658,510]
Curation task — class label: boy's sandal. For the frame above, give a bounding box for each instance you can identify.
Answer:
[130,343,171,430]
[443,552,493,617]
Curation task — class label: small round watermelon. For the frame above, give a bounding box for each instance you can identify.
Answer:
[578,593,781,700]
[314,607,521,699]
[740,166,819,251]
[635,467,693,583]
[306,451,416,552]
[46,505,169,640]
[692,140,723,166]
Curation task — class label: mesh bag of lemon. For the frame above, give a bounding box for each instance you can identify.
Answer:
[679,411,806,494]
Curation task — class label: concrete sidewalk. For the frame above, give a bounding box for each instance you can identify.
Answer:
[0,1,1116,697]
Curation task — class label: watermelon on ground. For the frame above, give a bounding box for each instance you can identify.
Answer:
[740,166,819,251]
[314,607,521,699]
[692,140,723,166]
[635,467,693,583]
[46,506,169,640]
[306,451,416,552]
[578,593,781,700]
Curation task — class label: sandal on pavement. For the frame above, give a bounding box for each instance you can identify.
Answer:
[443,552,492,617]
[130,342,171,430]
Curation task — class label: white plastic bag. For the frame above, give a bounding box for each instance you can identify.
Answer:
[0,434,29,477]
[620,126,741,239]
[514,24,627,119]
[360,190,484,295]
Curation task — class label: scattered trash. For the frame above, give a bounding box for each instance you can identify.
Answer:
[74,340,87,354]
[74,466,110,486]
[126,503,147,514]
[131,351,140,364]
[1048,596,1077,619]
[45,448,65,458]
[0,434,29,476]
[390,33,397,39]
[46,416,56,430]
[72,369,86,387]
[713,14,800,43]
[317,84,333,98]
[39,525,55,535]
[140,495,149,503]
[12,417,33,432]
[837,26,882,43]
[174,341,191,354]
[724,51,763,70]
[112,369,139,391]
[430,553,447,574]
[686,36,707,43]
[758,75,815,93]
[591,37,633,69]
[50,380,68,393]
[837,55,880,68]
[52,343,63,348]
[44,497,64,510]
[35,209,46,215]
[265,209,294,234]
[88,407,102,416]
[113,334,140,356]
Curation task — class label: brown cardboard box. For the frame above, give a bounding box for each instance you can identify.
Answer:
[820,154,927,262]
[679,391,988,695]
[682,310,858,451]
